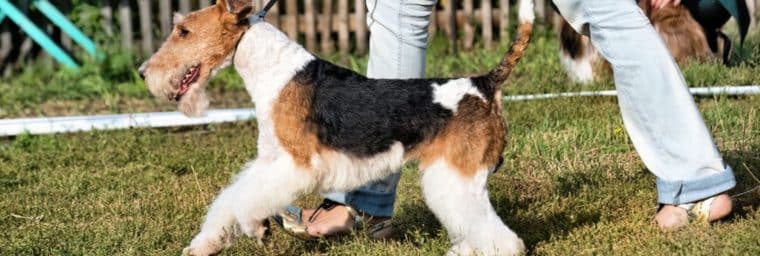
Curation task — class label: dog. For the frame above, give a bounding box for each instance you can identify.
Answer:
[556,0,717,83]
[139,0,534,255]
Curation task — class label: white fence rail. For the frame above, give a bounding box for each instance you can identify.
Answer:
[1,85,758,137]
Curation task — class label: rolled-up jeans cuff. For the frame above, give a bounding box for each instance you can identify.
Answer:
[323,192,347,204]
[656,166,736,204]
[344,189,397,218]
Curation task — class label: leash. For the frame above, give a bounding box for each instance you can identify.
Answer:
[253,0,279,22]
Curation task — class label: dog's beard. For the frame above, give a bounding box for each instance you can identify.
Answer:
[179,86,209,117]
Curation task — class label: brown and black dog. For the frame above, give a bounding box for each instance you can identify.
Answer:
[556,0,722,83]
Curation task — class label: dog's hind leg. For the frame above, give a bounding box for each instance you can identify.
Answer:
[421,160,524,256]
[183,156,315,256]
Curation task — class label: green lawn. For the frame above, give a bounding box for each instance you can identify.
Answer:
[1,27,760,255]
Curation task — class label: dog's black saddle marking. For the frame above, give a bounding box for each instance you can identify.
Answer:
[293,59,454,157]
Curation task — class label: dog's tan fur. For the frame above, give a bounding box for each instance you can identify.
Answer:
[639,0,712,61]
[271,80,323,170]
[411,96,506,176]
[139,1,250,116]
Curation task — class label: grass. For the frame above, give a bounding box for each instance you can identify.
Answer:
[1,26,760,255]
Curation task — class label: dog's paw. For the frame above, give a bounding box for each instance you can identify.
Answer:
[448,237,525,256]
[181,244,219,256]
[182,233,225,256]
[180,246,198,256]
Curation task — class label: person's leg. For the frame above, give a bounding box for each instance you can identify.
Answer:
[574,0,734,227]
[303,0,437,237]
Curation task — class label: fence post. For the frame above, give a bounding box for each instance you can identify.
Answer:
[536,0,546,25]
[445,0,457,54]
[750,0,758,30]
[355,0,367,55]
[304,0,317,51]
[320,0,334,54]
[499,0,509,41]
[159,0,171,38]
[100,0,113,36]
[463,0,474,50]
[285,0,297,40]
[428,4,438,42]
[118,0,132,51]
[0,19,10,64]
[199,0,211,8]
[265,0,279,27]
[137,0,152,55]
[481,0,492,49]
[179,0,191,14]
[337,0,349,60]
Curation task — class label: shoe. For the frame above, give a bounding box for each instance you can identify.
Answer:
[271,199,393,240]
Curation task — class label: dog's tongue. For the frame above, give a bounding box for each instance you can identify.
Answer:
[177,67,199,98]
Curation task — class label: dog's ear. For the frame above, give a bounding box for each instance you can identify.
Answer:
[173,13,186,25]
[217,0,254,20]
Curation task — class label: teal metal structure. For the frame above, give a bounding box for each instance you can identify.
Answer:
[0,0,97,69]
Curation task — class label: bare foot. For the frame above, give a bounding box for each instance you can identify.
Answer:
[655,193,733,230]
[302,205,354,237]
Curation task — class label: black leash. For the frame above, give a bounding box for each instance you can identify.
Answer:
[255,0,279,21]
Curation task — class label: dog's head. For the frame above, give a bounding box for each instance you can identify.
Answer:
[139,0,253,116]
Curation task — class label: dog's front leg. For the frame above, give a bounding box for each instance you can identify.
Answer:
[232,156,316,239]
[183,157,273,256]
[183,155,316,256]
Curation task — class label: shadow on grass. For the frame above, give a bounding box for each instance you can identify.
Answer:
[355,172,606,252]
[492,173,605,250]
[723,150,760,217]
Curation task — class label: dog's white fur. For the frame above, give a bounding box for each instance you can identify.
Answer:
[559,47,598,83]
[313,143,406,193]
[423,159,525,256]
[519,0,535,23]
[432,78,486,113]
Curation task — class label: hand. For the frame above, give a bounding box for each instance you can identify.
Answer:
[651,0,682,9]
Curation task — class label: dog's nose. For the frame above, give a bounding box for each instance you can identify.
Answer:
[138,62,147,80]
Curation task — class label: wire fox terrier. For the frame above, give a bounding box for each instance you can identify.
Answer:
[139,0,534,255]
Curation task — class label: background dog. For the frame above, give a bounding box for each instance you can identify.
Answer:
[556,0,738,83]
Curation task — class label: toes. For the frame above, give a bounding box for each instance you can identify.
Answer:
[306,224,324,237]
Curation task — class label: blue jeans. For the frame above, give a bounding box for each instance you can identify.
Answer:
[554,0,735,204]
[323,0,438,217]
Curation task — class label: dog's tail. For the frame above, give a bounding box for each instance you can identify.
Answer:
[483,0,534,93]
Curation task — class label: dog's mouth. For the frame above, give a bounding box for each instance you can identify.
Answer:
[175,65,201,101]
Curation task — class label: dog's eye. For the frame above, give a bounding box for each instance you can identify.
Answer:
[178,27,190,38]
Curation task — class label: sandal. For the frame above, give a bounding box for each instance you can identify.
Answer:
[271,199,394,240]
[677,196,716,223]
